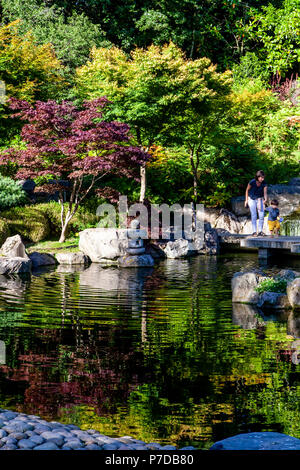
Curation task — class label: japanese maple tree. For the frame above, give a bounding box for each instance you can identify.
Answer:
[0,97,149,242]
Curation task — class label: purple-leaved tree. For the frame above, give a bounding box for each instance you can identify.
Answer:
[0,97,150,242]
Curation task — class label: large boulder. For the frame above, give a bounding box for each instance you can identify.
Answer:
[0,257,31,274]
[0,235,29,259]
[287,278,300,309]
[79,228,129,262]
[214,209,240,234]
[232,271,264,304]
[210,432,300,450]
[55,252,89,265]
[232,183,300,217]
[29,252,57,268]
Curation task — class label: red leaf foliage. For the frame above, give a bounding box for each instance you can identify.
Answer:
[0,97,150,195]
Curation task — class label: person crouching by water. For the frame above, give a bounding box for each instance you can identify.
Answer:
[265,199,281,237]
[245,170,268,236]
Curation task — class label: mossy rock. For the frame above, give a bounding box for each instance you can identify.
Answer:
[1,206,50,242]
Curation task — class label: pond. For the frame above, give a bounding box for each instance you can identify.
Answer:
[0,253,300,449]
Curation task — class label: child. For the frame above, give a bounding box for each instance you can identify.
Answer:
[265,199,282,237]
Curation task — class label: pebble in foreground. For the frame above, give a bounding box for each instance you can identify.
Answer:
[0,409,194,450]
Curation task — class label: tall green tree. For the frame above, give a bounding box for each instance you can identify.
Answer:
[1,0,111,72]
[75,42,232,202]
[34,0,286,68]
[0,20,65,142]
[247,0,300,77]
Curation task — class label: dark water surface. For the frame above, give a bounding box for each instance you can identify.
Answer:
[0,253,300,449]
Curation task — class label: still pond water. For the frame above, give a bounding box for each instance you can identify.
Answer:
[0,253,300,449]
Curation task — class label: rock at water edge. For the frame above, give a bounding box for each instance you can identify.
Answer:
[55,252,89,265]
[29,252,57,268]
[0,235,29,259]
[118,254,154,267]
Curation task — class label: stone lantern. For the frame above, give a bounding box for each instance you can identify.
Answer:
[126,218,146,255]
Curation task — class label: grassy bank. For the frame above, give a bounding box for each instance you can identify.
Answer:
[26,237,80,255]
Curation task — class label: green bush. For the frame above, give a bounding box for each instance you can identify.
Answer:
[1,206,50,242]
[0,176,27,210]
[0,219,10,245]
[1,202,99,243]
[255,277,287,294]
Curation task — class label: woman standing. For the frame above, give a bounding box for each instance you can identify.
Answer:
[245,170,268,236]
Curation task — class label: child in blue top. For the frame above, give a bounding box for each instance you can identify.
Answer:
[265,199,282,237]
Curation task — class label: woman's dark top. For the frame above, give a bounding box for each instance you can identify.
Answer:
[266,206,279,221]
[248,178,267,199]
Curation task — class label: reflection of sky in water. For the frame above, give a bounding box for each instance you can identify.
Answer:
[0,253,299,448]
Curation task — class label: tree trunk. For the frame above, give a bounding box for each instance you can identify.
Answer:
[139,163,146,203]
[59,223,69,243]
[193,175,197,200]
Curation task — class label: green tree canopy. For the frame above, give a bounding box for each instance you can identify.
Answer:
[247,0,300,77]
[1,0,111,71]
[0,20,64,102]
[75,42,233,202]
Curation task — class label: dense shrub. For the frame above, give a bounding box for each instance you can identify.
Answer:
[0,175,27,210]
[0,202,99,242]
[0,219,10,245]
[1,206,50,242]
[255,277,288,294]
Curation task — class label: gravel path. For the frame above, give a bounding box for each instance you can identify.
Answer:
[0,409,196,450]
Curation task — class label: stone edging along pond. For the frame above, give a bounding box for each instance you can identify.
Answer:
[0,409,196,450]
[1,409,300,450]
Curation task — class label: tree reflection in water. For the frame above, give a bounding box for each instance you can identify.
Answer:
[0,254,299,448]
